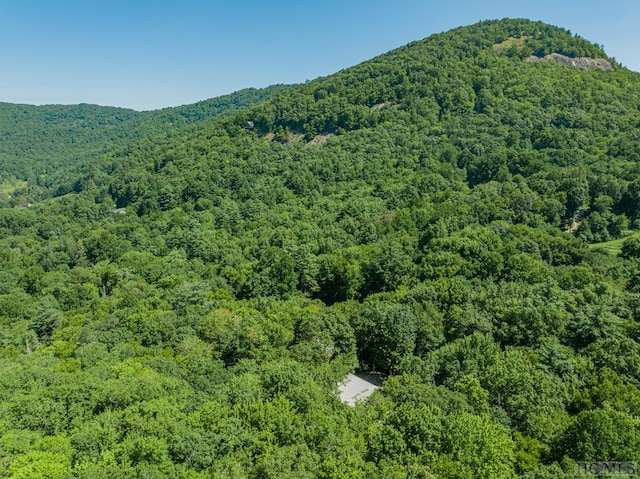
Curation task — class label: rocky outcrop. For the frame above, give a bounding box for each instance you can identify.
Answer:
[527,53,613,71]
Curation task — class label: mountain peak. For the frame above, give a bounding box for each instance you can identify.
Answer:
[237,18,615,141]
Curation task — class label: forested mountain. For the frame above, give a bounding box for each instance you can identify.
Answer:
[2,18,640,478]
[0,84,291,189]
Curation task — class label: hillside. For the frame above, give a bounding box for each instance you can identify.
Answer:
[1,18,640,478]
[0,84,291,193]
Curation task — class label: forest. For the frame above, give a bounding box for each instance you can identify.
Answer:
[1,18,640,478]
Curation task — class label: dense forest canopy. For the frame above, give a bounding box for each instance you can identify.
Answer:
[1,18,640,478]
[0,84,291,190]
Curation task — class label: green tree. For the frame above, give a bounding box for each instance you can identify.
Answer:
[354,300,418,373]
[441,412,516,479]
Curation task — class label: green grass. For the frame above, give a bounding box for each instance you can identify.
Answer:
[589,230,640,255]
[493,36,530,51]
[0,180,27,195]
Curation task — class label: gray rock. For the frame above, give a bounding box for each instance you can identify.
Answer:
[527,53,613,71]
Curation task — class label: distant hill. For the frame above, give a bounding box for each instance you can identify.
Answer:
[0,84,292,185]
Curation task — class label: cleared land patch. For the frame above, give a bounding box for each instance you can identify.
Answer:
[589,231,640,255]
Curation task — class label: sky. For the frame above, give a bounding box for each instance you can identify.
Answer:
[1,0,639,111]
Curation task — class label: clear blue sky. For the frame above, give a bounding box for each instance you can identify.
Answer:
[1,0,639,111]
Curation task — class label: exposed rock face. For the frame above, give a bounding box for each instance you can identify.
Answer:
[527,53,613,71]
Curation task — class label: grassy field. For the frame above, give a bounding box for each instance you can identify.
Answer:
[589,230,640,255]
[492,36,530,51]
[0,180,27,195]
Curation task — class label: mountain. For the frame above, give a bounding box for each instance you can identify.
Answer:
[1,18,640,478]
[0,84,292,188]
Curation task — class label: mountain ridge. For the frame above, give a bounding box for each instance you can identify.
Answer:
[0,84,293,187]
